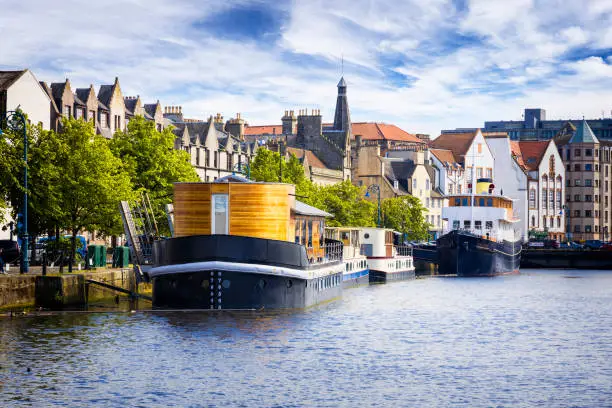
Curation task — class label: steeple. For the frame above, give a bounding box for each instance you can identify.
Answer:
[333,76,351,132]
[569,120,599,144]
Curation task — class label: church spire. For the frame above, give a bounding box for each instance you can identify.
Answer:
[333,76,351,132]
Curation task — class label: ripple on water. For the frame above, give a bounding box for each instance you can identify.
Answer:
[0,269,612,407]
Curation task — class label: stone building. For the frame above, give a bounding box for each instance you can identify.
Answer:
[555,120,611,241]
[165,107,256,182]
[97,77,126,138]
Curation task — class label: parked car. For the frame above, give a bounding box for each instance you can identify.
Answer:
[0,239,20,264]
[560,241,583,249]
[602,243,612,251]
[584,240,604,250]
[543,239,560,249]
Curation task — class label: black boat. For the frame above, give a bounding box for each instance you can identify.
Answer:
[438,178,522,276]
[148,178,344,310]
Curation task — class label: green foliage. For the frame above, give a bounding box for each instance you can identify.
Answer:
[249,148,305,184]
[110,116,199,235]
[381,195,431,241]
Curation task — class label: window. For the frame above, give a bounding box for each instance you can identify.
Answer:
[462,198,468,206]
[529,189,536,208]
[586,195,593,202]
[574,194,581,202]
[206,149,210,167]
[575,164,581,171]
[574,210,581,217]
[63,105,71,118]
[88,110,96,125]
[606,166,609,177]
[585,179,592,187]
[479,198,485,206]
[214,151,218,167]
[543,216,547,228]
[425,179,430,190]
[75,107,83,119]
[549,190,554,207]
[487,198,493,207]
[457,185,462,194]
[574,225,581,232]
[196,148,201,166]
[585,225,592,233]
[100,112,108,128]
[437,215,441,226]
[531,216,536,226]
[595,180,599,188]
[464,220,471,229]
[486,168,492,178]
[595,195,600,203]
[486,221,493,230]
[595,164,599,172]
[454,198,460,206]
[556,191,561,207]
[566,164,571,172]
[475,220,482,230]
[448,185,453,195]
[575,179,581,186]
[542,189,547,208]
[426,198,430,208]
[585,164,593,171]
[211,194,229,234]
[307,220,313,248]
[585,210,592,217]
[453,220,460,229]
[477,167,483,178]
[557,218,561,228]
[575,149,581,157]
[586,149,593,157]
[294,220,301,244]
[413,179,417,189]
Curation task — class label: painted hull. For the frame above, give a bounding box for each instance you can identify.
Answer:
[369,268,416,283]
[150,235,343,310]
[343,269,369,288]
[436,230,521,277]
[367,256,416,283]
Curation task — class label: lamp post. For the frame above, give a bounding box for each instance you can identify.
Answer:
[232,161,250,179]
[563,204,571,242]
[0,110,29,273]
[365,184,381,227]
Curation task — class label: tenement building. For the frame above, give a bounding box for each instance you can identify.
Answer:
[555,120,612,241]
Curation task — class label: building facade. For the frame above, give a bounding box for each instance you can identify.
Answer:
[0,69,52,130]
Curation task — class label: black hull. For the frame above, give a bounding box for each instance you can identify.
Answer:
[342,269,369,289]
[369,269,416,283]
[436,230,521,277]
[153,268,342,310]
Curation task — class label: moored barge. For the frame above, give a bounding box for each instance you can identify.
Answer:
[149,176,344,310]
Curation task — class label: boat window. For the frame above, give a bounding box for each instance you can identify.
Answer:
[487,198,493,207]
[486,221,493,230]
[464,220,471,229]
[453,220,460,229]
[301,220,307,246]
[295,220,301,244]
[211,194,229,234]
[462,198,468,206]
[455,198,460,206]
[307,220,313,248]
[479,198,485,206]
[475,221,482,230]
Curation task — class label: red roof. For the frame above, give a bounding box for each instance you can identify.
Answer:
[430,148,457,165]
[352,122,423,143]
[429,132,477,163]
[517,141,550,171]
[286,147,328,169]
[509,141,527,169]
[244,125,282,136]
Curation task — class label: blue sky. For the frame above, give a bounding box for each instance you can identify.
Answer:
[2,0,612,136]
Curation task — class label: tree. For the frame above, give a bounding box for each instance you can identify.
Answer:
[249,148,305,184]
[316,180,376,227]
[110,116,198,235]
[55,118,134,272]
[381,195,431,241]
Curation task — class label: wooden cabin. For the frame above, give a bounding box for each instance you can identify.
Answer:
[172,177,330,261]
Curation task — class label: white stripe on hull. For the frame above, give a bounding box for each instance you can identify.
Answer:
[149,261,344,281]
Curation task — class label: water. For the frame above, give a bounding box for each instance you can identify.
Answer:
[1,269,612,407]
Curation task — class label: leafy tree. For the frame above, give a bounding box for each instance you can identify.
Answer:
[317,181,376,227]
[381,195,431,241]
[55,118,134,272]
[249,148,305,184]
[110,116,198,235]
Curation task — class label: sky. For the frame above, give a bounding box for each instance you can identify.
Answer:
[1,0,612,137]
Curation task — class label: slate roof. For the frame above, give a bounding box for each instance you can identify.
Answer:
[429,131,477,163]
[0,70,26,90]
[97,84,114,106]
[143,103,159,118]
[517,141,549,171]
[73,93,86,106]
[124,97,138,114]
[383,160,415,193]
[569,120,599,144]
[75,88,91,103]
[244,125,283,136]
[352,122,423,143]
[293,200,333,218]
[50,82,68,102]
[286,146,328,169]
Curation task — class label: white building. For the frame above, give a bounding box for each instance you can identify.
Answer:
[484,134,529,241]
[518,140,566,240]
[0,69,52,130]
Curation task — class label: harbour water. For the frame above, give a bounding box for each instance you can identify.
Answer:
[1,269,612,407]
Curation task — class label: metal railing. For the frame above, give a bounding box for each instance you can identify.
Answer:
[309,240,343,264]
[395,245,413,257]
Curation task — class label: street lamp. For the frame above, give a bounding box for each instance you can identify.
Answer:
[365,184,381,227]
[0,110,29,273]
[232,161,250,179]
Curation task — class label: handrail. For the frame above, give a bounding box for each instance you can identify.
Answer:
[394,245,413,257]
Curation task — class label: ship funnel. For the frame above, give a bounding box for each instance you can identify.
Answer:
[476,178,494,194]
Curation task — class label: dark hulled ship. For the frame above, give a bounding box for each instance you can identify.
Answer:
[437,178,521,277]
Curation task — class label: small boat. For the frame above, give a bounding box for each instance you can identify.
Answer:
[149,175,344,310]
[438,178,521,276]
[325,227,369,288]
[359,227,415,283]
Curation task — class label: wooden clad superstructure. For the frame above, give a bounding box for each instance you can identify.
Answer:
[173,182,295,241]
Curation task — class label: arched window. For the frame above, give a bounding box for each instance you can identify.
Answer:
[549,155,555,177]
[532,216,536,227]
[543,216,547,228]
[557,217,561,228]
[550,217,554,228]
[529,189,536,208]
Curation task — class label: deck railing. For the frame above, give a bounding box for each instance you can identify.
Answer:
[395,245,413,257]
